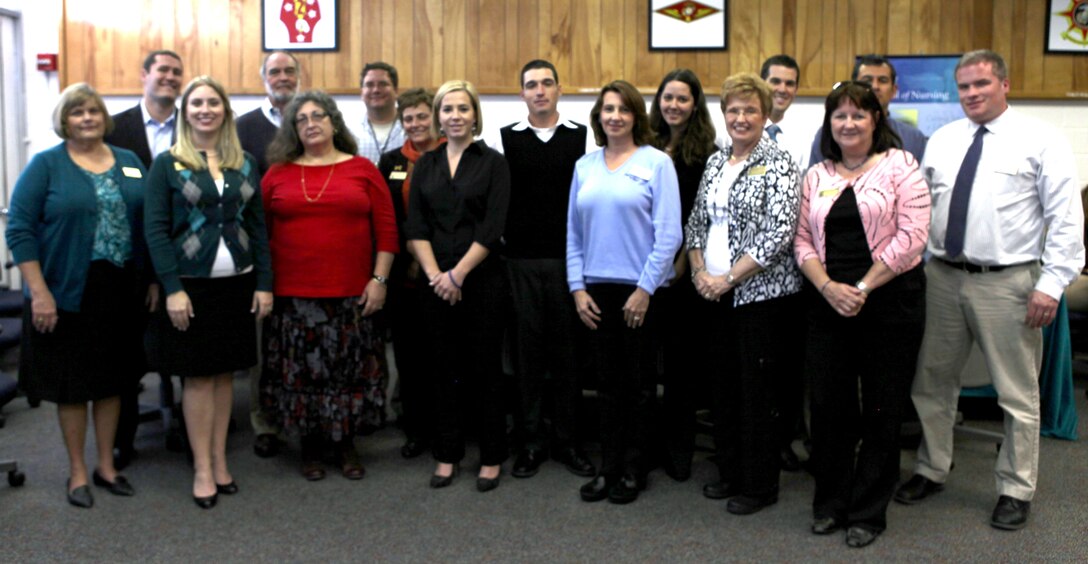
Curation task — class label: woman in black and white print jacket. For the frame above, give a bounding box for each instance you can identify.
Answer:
[683,72,803,516]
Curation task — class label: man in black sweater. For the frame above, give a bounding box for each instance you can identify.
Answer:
[236,51,300,178]
[235,51,300,457]
[495,60,595,479]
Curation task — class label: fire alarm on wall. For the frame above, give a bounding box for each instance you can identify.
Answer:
[37,53,57,72]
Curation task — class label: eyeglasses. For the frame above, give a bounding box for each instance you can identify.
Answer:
[831,80,873,92]
[295,111,329,125]
[724,107,762,118]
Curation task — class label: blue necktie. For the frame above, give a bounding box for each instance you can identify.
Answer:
[944,126,987,259]
[766,124,781,142]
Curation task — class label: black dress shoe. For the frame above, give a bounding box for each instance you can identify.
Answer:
[580,475,612,502]
[476,474,500,493]
[845,526,881,548]
[253,434,280,458]
[554,447,596,477]
[92,471,135,496]
[216,482,239,495]
[66,479,94,508]
[703,481,740,500]
[726,492,778,515]
[193,492,218,509]
[511,449,546,478]
[400,439,428,459]
[662,452,692,482]
[990,495,1030,530]
[779,446,801,472]
[607,474,641,505]
[811,516,842,535]
[894,474,944,505]
[429,465,458,489]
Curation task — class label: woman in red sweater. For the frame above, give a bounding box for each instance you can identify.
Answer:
[260,90,398,480]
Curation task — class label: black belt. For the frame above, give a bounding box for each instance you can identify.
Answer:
[935,257,1030,273]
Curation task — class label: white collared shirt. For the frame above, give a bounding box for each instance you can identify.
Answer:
[140,100,176,159]
[259,98,282,128]
[924,106,1084,298]
[762,112,814,174]
[490,115,596,154]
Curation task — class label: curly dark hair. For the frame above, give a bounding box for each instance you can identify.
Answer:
[266,90,358,164]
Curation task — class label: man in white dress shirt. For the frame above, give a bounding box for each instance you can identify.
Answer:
[895,49,1084,531]
[759,54,812,174]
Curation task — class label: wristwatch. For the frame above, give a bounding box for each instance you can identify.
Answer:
[855,280,870,294]
[726,273,736,285]
[372,274,389,286]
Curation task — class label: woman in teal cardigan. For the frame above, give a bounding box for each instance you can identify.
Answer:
[144,76,273,509]
[6,83,151,508]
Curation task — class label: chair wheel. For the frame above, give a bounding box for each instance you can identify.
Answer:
[8,470,25,487]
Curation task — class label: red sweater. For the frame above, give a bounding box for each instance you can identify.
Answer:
[262,156,399,297]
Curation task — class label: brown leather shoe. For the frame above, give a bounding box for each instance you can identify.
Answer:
[302,460,326,481]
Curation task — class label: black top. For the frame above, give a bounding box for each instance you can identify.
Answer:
[499,123,587,259]
[377,148,414,285]
[404,140,510,271]
[236,108,279,178]
[824,187,872,282]
[673,153,711,233]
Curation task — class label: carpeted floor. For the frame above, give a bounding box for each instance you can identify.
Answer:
[1,373,1086,562]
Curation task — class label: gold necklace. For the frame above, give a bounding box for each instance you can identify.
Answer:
[301,163,336,202]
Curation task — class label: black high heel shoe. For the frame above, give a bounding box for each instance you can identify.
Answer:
[476,467,501,493]
[216,482,239,495]
[193,492,218,509]
[430,464,459,489]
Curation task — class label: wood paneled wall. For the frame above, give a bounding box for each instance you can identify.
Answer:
[62,0,1088,98]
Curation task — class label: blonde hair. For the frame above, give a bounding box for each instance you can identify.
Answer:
[720,72,773,117]
[53,82,113,139]
[432,80,482,139]
[171,76,245,170]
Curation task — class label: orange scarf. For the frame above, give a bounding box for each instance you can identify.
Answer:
[398,137,445,211]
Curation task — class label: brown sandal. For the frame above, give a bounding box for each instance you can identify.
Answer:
[339,443,365,480]
[302,460,326,481]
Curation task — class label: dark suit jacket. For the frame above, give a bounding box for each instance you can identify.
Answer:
[105,104,177,169]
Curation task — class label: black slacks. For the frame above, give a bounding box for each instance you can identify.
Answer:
[807,265,925,531]
[387,281,436,444]
[507,258,582,452]
[712,292,802,497]
[420,260,509,466]
[586,283,656,479]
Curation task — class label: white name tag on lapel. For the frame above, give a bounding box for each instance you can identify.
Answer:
[122,167,143,178]
[627,164,653,182]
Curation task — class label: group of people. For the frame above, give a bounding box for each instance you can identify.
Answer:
[7,46,1082,549]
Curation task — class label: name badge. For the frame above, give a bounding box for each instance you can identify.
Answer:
[122,167,143,178]
[174,162,187,171]
[747,165,767,177]
[818,188,841,198]
[627,164,653,182]
[389,171,408,180]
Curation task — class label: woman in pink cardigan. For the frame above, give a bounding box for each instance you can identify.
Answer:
[794,81,930,548]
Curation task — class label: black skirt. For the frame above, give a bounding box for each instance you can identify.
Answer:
[19,261,143,404]
[149,273,257,378]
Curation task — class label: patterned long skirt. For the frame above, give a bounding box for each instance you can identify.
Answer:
[261,296,386,441]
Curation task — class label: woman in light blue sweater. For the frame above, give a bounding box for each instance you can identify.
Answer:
[567,80,681,505]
